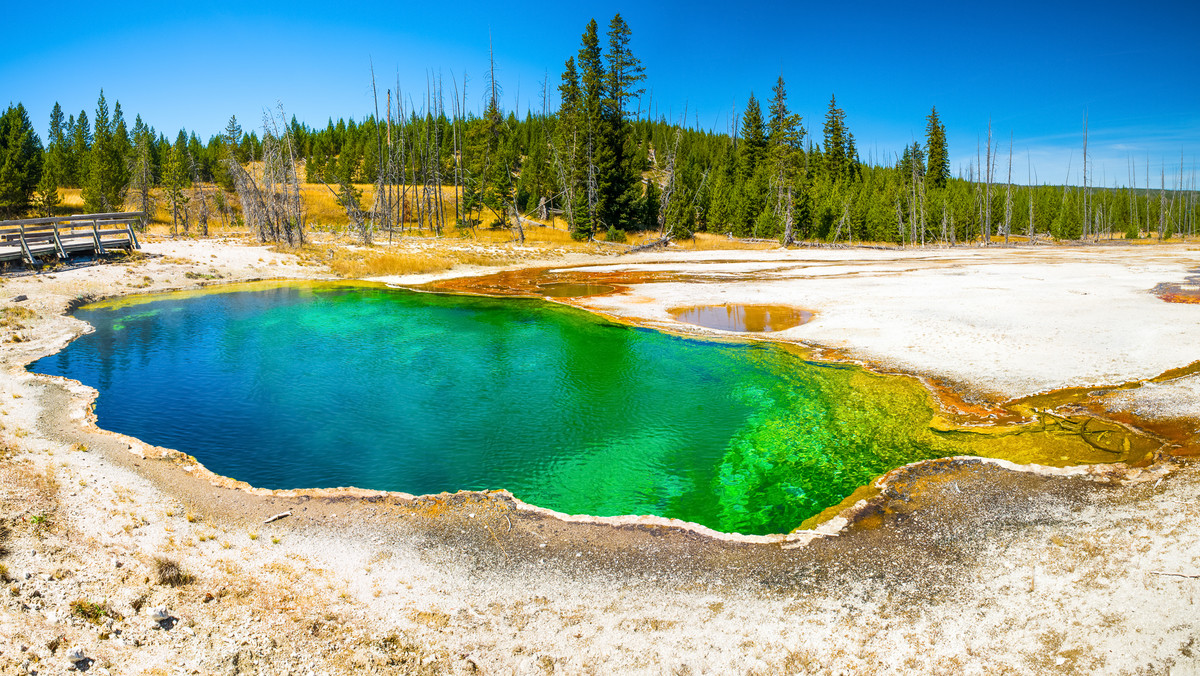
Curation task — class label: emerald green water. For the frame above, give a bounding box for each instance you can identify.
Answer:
[31,282,970,535]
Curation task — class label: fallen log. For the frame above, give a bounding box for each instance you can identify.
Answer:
[623,234,673,255]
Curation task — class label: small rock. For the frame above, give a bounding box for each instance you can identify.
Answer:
[150,606,171,622]
[66,645,86,663]
[12,295,27,302]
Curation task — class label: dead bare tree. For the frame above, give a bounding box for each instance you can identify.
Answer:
[1081,111,1089,240]
[188,151,210,237]
[1003,133,1013,244]
[226,104,306,247]
[657,127,682,236]
[1160,162,1166,241]
[984,119,993,244]
[1027,153,1036,241]
[895,200,905,246]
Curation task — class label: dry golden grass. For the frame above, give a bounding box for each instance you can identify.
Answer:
[674,232,780,250]
[317,243,521,278]
[59,188,84,208]
[470,223,578,246]
[303,183,378,228]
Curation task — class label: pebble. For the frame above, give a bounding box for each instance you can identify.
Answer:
[150,606,172,622]
[66,646,86,663]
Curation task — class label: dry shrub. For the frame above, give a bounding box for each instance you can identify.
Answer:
[0,306,37,329]
[71,598,123,623]
[154,557,194,587]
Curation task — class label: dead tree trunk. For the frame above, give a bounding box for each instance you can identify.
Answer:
[1004,133,1013,244]
[984,120,993,244]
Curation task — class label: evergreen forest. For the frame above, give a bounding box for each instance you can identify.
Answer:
[1,14,1196,245]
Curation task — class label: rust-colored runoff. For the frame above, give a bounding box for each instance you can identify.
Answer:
[1153,267,1200,303]
[537,283,616,298]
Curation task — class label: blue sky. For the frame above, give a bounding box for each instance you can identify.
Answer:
[3,0,1197,187]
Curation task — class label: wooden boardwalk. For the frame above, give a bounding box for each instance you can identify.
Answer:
[0,212,142,265]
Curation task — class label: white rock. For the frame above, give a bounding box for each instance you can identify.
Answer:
[149,606,171,622]
[66,645,86,663]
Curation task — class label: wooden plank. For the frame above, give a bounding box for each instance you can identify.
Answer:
[0,212,144,228]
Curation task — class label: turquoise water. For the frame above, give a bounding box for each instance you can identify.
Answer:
[30,282,963,534]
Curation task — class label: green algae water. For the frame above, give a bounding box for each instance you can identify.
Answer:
[29,282,1142,535]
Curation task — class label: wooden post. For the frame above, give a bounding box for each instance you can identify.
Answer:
[91,220,106,254]
[51,221,66,258]
[18,223,33,264]
[126,218,141,249]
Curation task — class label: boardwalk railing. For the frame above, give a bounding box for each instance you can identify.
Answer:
[0,212,142,265]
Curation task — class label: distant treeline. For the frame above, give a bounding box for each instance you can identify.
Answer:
[1,13,1196,244]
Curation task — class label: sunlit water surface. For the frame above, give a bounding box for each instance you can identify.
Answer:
[30,282,1120,535]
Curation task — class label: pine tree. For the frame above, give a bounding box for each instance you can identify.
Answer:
[571,19,605,239]
[68,110,90,188]
[112,101,132,185]
[924,106,949,189]
[83,90,129,211]
[0,103,44,217]
[43,103,67,190]
[128,116,155,225]
[33,163,60,217]
[163,141,189,236]
[766,77,805,243]
[597,13,645,231]
[481,44,517,235]
[822,94,848,182]
[604,13,645,121]
[739,93,766,178]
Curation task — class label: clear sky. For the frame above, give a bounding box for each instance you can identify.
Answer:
[3,0,1197,187]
